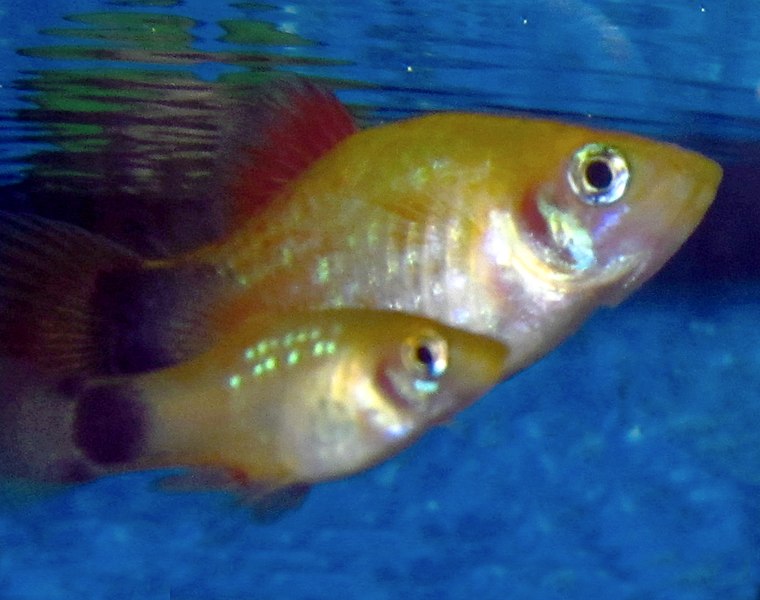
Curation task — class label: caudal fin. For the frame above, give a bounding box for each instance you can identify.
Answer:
[0,212,142,376]
[0,212,232,377]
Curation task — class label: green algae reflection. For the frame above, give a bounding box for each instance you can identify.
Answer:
[11,5,351,255]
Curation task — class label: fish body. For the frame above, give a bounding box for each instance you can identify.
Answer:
[190,89,722,376]
[0,81,722,381]
[0,310,506,497]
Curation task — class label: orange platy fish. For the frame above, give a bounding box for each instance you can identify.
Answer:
[0,79,721,382]
[0,309,506,513]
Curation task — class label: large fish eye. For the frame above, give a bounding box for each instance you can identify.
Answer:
[567,143,629,206]
[402,332,448,383]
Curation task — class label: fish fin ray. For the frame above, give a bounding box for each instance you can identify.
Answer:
[88,262,228,374]
[226,78,358,224]
[0,212,228,376]
[0,212,140,376]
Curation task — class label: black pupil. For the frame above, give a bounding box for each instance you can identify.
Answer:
[416,345,435,369]
[585,159,613,190]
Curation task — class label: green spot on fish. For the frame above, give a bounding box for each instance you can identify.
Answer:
[287,350,300,365]
[316,257,330,284]
[281,247,294,266]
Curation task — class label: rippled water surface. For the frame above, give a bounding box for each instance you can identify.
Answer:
[0,2,759,599]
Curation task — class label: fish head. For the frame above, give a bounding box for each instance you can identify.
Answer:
[505,123,722,304]
[329,114,720,370]
[373,316,508,425]
[278,310,507,483]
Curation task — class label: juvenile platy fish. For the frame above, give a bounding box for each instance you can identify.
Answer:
[0,80,721,381]
[0,309,506,509]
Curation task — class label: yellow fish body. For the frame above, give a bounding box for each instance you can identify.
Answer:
[0,309,506,502]
[190,83,722,376]
[0,80,721,382]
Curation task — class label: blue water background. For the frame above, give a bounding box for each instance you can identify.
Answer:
[0,1,759,598]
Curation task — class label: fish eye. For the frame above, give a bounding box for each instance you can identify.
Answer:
[567,143,629,206]
[403,332,448,381]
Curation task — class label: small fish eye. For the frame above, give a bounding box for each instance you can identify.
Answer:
[567,143,629,206]
[403,332,448,380]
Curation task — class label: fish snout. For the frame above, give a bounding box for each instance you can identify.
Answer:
[593,147,722,304]
[431,334,508,420]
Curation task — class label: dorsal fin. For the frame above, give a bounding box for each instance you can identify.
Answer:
[228,78,358,221]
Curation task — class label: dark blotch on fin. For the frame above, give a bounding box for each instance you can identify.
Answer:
[74,384,147,465]
[92,263,222,375]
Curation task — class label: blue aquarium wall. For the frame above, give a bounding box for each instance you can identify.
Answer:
[0,1,759,599]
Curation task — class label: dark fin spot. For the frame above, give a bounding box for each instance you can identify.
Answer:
[91,263,224,375]
[74,384,147,465]
[227,78,357,223]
